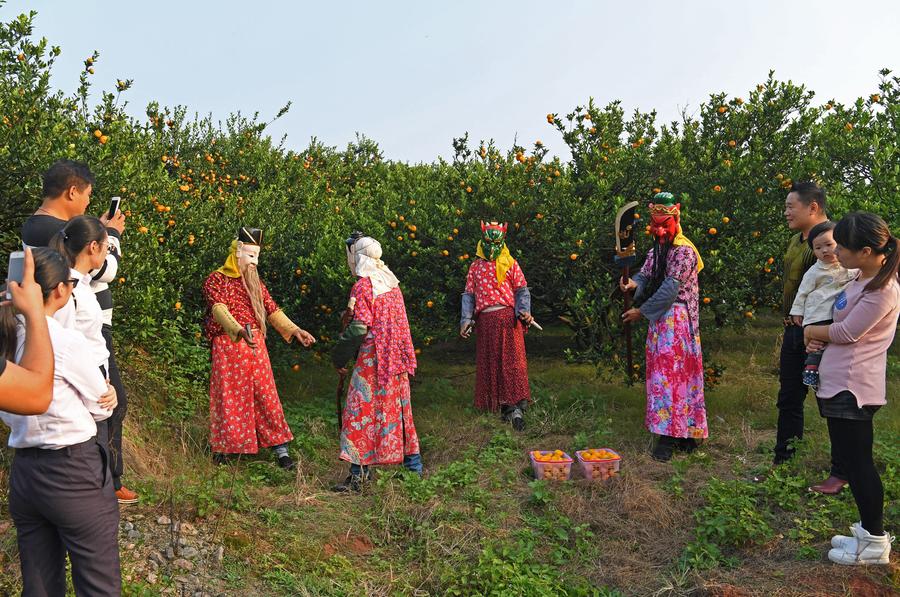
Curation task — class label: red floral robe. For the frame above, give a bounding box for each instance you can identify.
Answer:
[203,272,293,454]
[339,277,419,466]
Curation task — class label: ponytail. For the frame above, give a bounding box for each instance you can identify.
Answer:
[0,247,69,361]
[868,235,900,293]
[833,212,899,293]
[49,215,106,268]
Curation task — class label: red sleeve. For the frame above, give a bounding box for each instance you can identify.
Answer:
[351,278,375,326]
[465,264,476,294]
[203,273,228,307]
[508,260,527,289]
[259,279,280,315]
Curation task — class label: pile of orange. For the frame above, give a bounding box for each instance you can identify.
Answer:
[580,449,618,462]
[532,450,568,462]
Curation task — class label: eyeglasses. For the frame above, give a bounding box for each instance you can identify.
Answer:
[68,278,79,288]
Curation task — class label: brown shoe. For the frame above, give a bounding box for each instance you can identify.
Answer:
[115,486,139,504]
[809,476,847,495]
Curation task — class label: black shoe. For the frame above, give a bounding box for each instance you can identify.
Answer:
[651,435,674,462]
[675,438,698,453]
[277,455,296,471]
[213,453,232,466]
[510,408,525,431]
[332,474,366,493]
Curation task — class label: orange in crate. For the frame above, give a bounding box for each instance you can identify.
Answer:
[575,448,621,481]
[529,450,573,481]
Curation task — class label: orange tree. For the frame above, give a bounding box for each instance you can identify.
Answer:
[0,7,897,403]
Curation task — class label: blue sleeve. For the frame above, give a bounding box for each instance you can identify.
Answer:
[633,273,648,302]
[461,292,475,326]
[639,277,680,322]
[514,286,531,315]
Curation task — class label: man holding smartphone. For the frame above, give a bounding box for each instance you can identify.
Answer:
[21,159,138,504]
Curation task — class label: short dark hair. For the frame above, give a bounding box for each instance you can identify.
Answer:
[42,159,95,199]
[807,220,836,250]
[789,181,827,213]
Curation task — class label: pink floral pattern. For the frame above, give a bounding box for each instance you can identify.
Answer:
[645,305,708,439]
[639,245,700,329]
[465,258,527,314]
[350,277,417,386]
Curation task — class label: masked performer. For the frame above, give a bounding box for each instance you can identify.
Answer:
[203,227,316,470]
[460,221,533,431]
[332,233,421,492]
[620,193,707,462]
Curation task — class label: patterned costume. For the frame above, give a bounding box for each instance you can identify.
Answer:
[461,222,532,430]
[332,235,421,491]
[630,193,708,460]
[203,228,314,469]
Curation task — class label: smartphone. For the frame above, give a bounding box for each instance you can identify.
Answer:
[108,196,122,220]
[6,251,24,300]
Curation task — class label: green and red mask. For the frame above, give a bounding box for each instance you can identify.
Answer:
[648,192,681,244]
[480,221,508,261]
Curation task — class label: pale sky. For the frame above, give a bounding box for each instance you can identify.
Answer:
[5,1,898,162]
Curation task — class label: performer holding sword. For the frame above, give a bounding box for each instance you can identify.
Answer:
[460,221,534,431]
[202,227,316,471]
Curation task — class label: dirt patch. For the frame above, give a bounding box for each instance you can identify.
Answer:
[323,533,374,558]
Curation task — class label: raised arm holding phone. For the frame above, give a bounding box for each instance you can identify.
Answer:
[0,247,54,415]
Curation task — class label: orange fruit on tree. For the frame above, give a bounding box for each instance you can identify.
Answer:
[844,122,854,131]
[99,135,108,144]
[756,187,764,194]
[717,106,727,114]
[138,226,148,234]
[709,227,717,235]
[728,140,736,147]
[703,297,711,305]
[292,364,300,372]
[441,250,449,256]
[174,302,182,310]
[766,257,774,265]
[713,185,722,192]
[426,301,434,308]
[569,253,578,261]
[722,216,730,224]
[546,113,554,124]
[93,129,102,138]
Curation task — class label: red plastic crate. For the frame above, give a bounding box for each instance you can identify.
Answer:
[529,450,573,481]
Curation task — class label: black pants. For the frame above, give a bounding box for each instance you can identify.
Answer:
[101,325,127,490]
[774,325,845,478]
[10,439,121,596]
[825,416,883,535]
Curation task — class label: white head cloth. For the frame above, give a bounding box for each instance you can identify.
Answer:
[347,236,400,297]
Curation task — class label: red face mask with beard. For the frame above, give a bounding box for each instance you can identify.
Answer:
[649,203,681,244]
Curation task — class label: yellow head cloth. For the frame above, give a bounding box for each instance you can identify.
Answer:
[476,241,515,285]
[672,228,704,273]
[216,240,241,278]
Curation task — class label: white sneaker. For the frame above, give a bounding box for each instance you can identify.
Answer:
[828,525,893,565]
[831,522,861,551]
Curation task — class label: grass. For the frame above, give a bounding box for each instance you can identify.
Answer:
[1,315,898,595]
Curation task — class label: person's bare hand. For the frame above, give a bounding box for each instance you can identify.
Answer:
[518,312,534,326]
[293,328,316,347]
[100,210,126,234]
[460,321,474,339]
[619,277,637,293]
[335,366,349,376]
[6,248,43,318]
[791,315,804,327]
[621,307,642,324]
[98,382,118,410]
[238,327,257,348]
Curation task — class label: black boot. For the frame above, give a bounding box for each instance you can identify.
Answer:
[332,468,370,493]
[277,454,296,471]
[675,438,698,453]
[501,404,525,431]
[651,435,675,462]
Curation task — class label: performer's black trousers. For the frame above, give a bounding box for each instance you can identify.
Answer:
[774,325,845,479]
[101,325,127,489]
[10,438,121,596]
